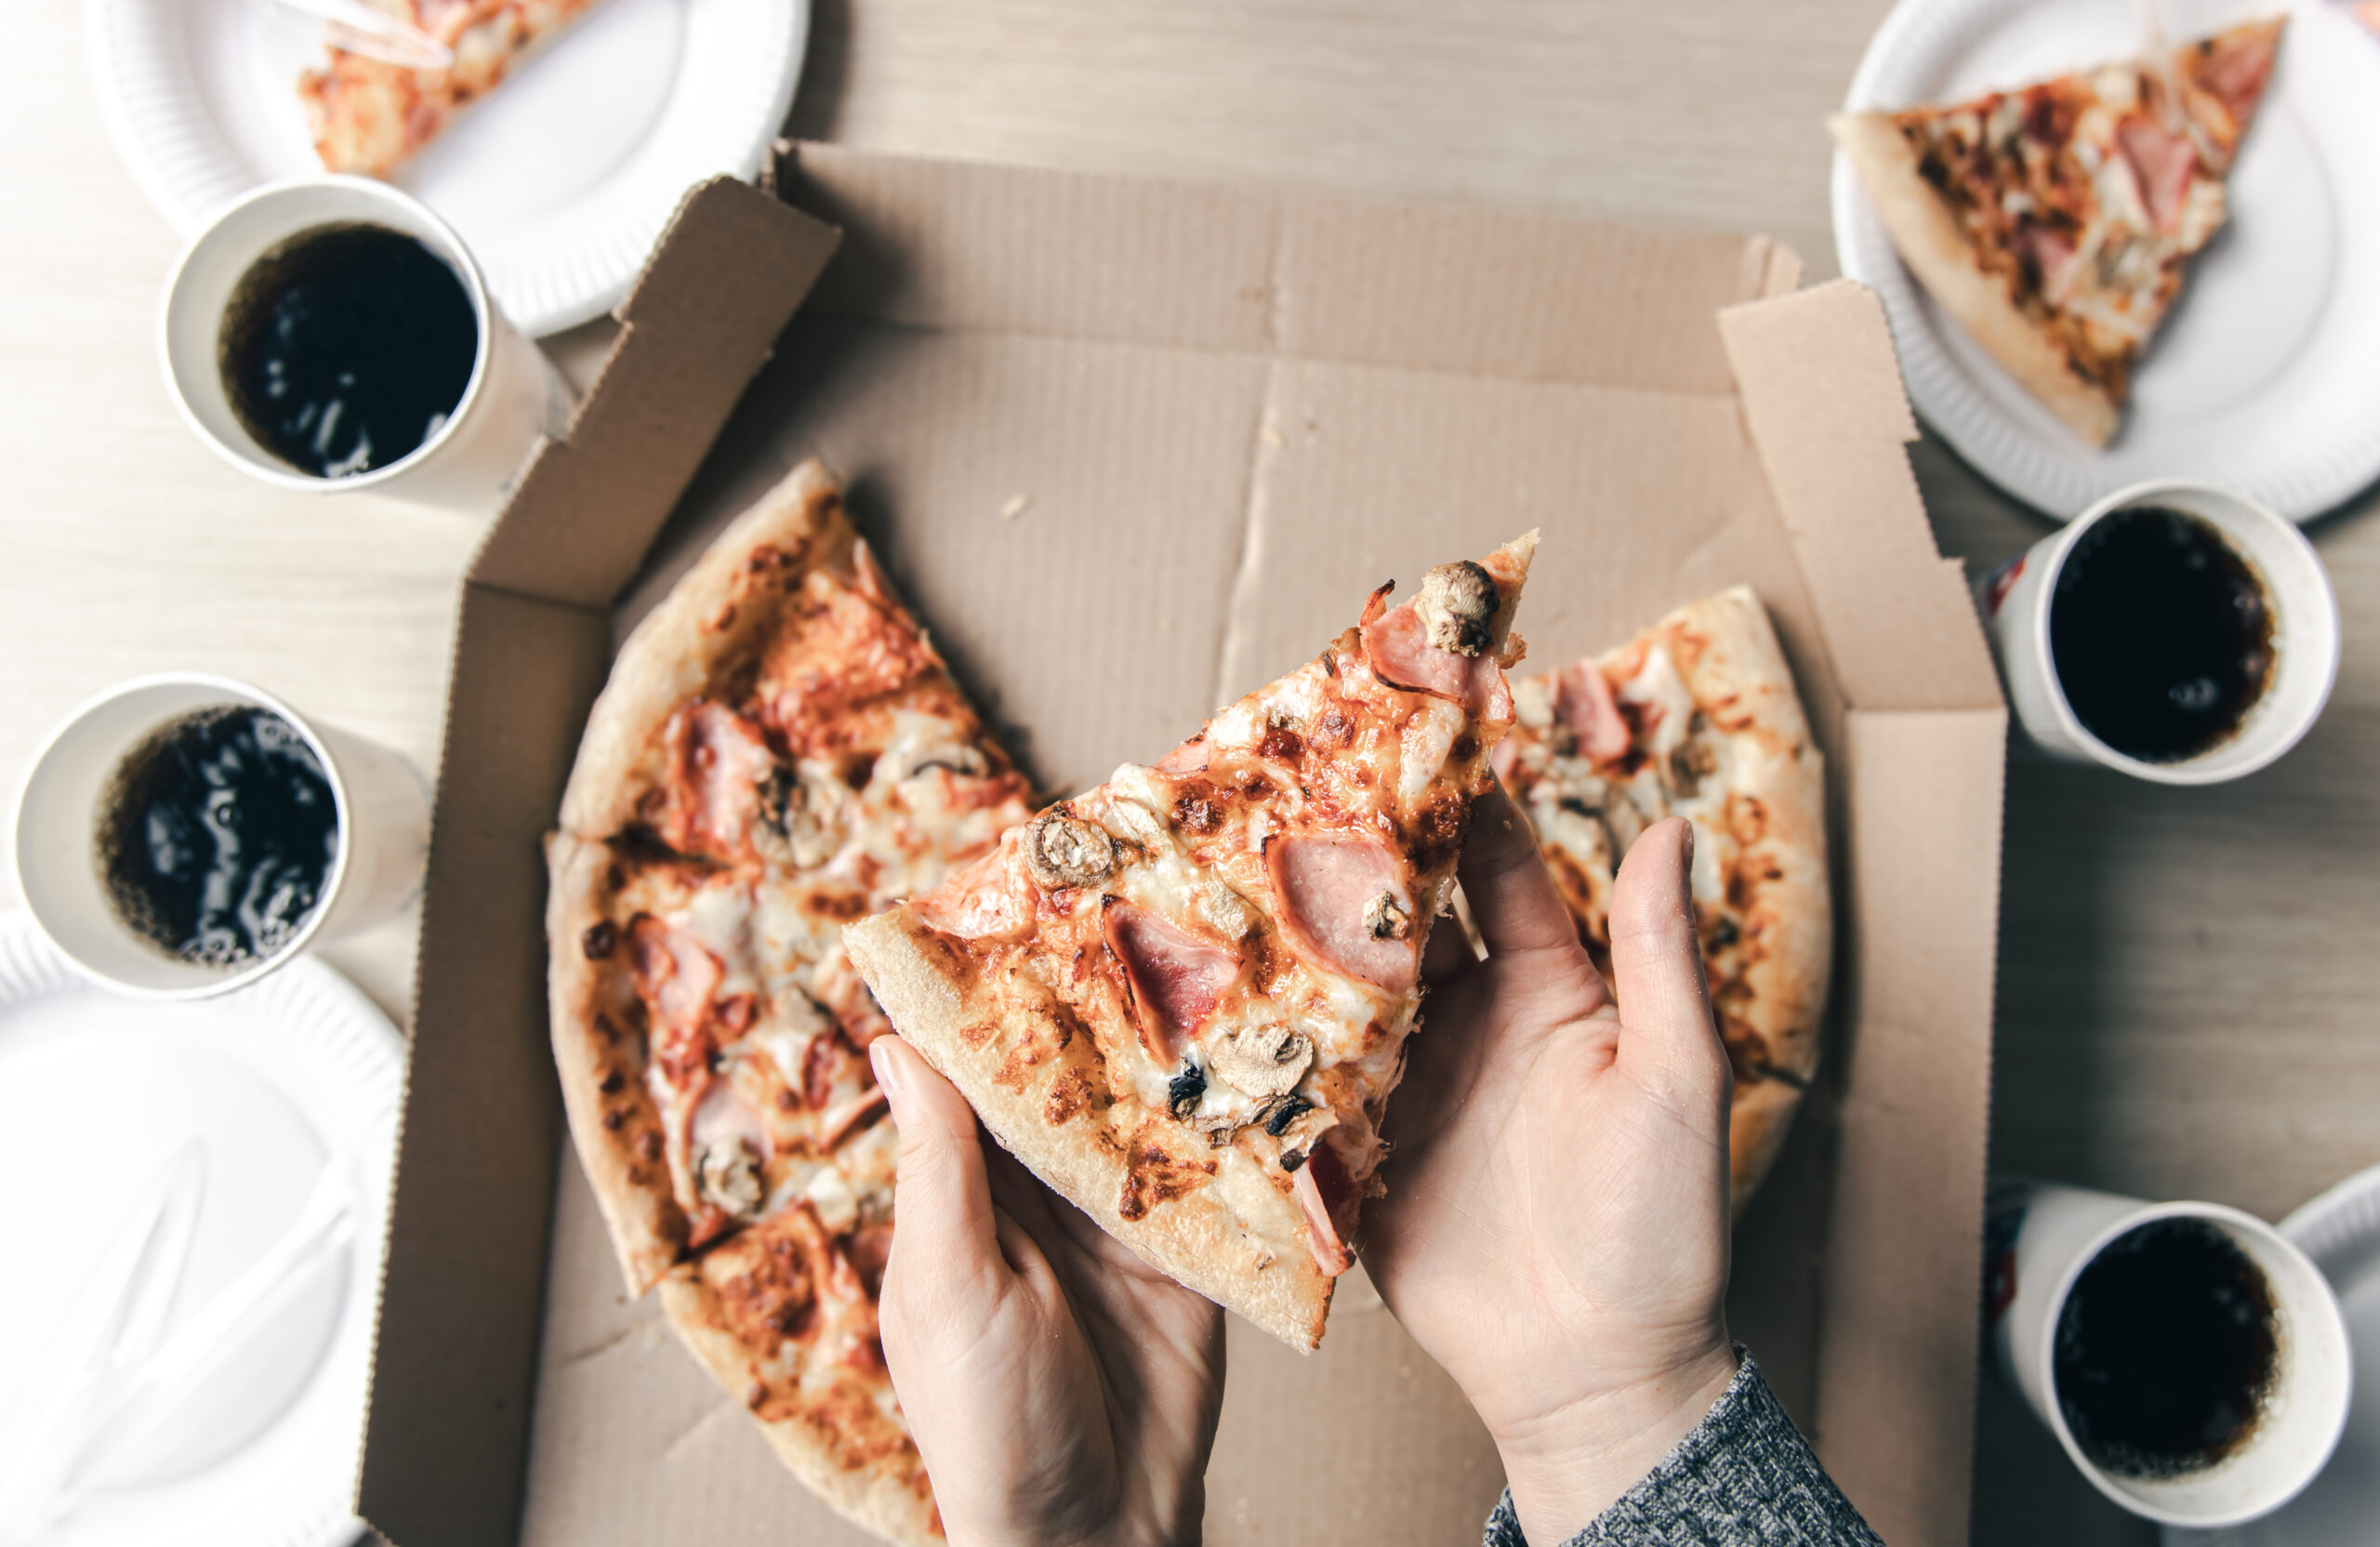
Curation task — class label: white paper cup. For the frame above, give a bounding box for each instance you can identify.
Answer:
[1984,1178,2353,1528]
[9,675,430,999]
[159,177,573,514]
[1977,480,2338,784]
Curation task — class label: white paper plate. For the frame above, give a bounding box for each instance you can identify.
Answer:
[0,911,402,1547]
[2161,1163,2380,1547]
[1832,0,2380,522]
[86,0,809,336]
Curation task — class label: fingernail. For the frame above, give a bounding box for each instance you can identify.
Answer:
[868,1038,904,1102]
[1680,819,1696,873]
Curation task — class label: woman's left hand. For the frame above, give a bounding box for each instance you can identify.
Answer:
[869,1035,1226,1547]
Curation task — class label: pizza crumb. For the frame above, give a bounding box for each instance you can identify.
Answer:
[998,493,1032,522]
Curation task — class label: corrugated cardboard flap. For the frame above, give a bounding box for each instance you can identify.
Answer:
[471,178,842,610]
[1718,280,2001,714]
[360,178,839,1547]
[1720,278,2007,1547]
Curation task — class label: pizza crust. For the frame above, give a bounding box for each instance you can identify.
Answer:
[1728,1077,1805,1210]
[547,829,687,1293]
[844,907,1335,1351]
[657,1271,940,1547]
[1830,111,2120,446]
[1648,588,1831,1090]
[1644,588,1830,1218]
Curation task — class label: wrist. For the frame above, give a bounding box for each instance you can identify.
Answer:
[1492,1343,1739,1545]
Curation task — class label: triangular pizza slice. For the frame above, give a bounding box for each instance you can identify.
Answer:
[1831,16,2282,444]
[845,536,1537,1349]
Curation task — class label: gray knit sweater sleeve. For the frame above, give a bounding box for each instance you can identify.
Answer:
[1479,1353,1884,1547]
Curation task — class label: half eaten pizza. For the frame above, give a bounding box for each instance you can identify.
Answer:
[1831,17,2282,444]
[1492,587,1830,1216]
[846,536,1536,1351]
[546,461,1036,1543]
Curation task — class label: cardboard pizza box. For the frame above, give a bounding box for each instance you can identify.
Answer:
[358,143,2005,1547]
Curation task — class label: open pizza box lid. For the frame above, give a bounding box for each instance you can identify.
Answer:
[359,143,2005,1547]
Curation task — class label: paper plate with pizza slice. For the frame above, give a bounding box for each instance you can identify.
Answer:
[1832,0,2380,522]
[86,0,807,336]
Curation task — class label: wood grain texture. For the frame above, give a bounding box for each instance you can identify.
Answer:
[7,3,2377,1543]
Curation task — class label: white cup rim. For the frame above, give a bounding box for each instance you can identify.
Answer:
[2030,1199,2352,1527]
[10,673,355,1000]
[2025,478,2340,786]
[156,176,496,496]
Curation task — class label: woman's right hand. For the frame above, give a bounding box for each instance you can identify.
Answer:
[1361,789,1740,1545]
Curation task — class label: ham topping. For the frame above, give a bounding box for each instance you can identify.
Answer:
[817,1087,892,1151]
[1290,1152,1355,1276]
[2116,115,2198,234]
[1153,734,1210,776]
[1265,834,1417,992]
[1104,902,1241,1064]
[1554,660,1632,764]
[2019,223,2082,298]
[1361,601,1512,720]
[656,702,777,860]
[813,944,894,1047]
[2193,25,2278,120]
[913,849,1036,940]
[628,914,723,1038]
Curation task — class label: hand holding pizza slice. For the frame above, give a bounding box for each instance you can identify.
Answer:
[845,536,1537,1350]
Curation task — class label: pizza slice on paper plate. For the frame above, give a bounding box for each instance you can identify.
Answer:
[1831,16,2283,444]
[846,538,1537,1350]
[301,0,606,178]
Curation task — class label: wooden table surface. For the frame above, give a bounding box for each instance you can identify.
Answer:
[5,3,2374,1543]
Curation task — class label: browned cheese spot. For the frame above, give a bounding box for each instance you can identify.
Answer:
[1259,725,1306,765]
[805,891,869,922]
[1405,791,1467,873]
[994,1006,1075,1091]
[958,1018,998,1051]
[1117,1132,1219,1222]
[1045,1067,1094,1125]
[1171,783,1224,836]
[1670,739,1718,797]
[582,919,617,959]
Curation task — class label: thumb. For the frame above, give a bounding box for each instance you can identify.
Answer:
[1606,819,1726,1093]
[871,1036,1004,1285]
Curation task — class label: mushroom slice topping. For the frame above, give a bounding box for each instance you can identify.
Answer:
[1411,559,1499,656]
[1024,809,1116,889]
[757,763,842,869]
[696,1138,766,1219]
[1206,1025,1312,1100]
[1363,891,1412,942]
